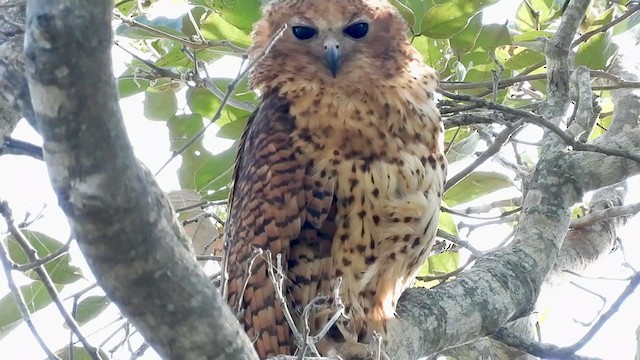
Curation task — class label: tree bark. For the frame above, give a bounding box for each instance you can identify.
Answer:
[21,1,257,359]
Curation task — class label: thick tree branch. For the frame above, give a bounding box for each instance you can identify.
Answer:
[387,2,595,358]
[22,1,257,359]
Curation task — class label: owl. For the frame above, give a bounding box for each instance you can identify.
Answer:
[223,0,446,358]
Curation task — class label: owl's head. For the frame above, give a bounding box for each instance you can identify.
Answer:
[249,0,417,91]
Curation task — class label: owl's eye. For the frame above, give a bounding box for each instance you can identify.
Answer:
[344,22,369,39]
[292,26,317,40]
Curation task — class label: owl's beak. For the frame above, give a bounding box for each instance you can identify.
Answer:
[323,39,341,78]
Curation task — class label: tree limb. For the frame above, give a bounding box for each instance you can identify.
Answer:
[22,1,257,359]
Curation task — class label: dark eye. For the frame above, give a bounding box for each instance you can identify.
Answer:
[292,26,317,40]
[344,22,369,39]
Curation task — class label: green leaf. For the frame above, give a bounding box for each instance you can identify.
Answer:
[216,117,248,140]
[501,48,545,70]
[411,36,450,73]
[575,32,618,71]
[422,0,500,39]
[515,0,560,32]
[390,0,417,33]
[115,14,187,40]
[193,0,261,34]
[474,23,512,50]
[415,251,460,288]
[72,296,111,327]
[114,0,135,15]
[446,129,479,163]
[512,30,554,42]
[613,11,640,35]
[195,142,239,193]
[427,251,459,274]
[589,114,613,141]
[438,208,459,237]
[444,171,514,206]
[5,231,82,284]
[187,87,220,119]
[186,80,255,124]
[166,113,212,190]
[52,346,109,360]
[117,78,150,98]
[0,282,63,341]
[449,12,483,55]
[144,89,178,121]
[200,12,252,48]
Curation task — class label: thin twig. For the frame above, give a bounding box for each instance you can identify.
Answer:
[14,238,72,272]
[236,248,263,313]
[442,206,522,220]
[460,198,522,214]
[309,278,345,344]
[440,70,640,92]
[445,121,523,191]
[0,236,60,360]
[113,12,246,53]
[569,281,606,326]
[195,255,222,262]
[416,256,476,282]
[439,89,640,164]
[571,3,640,47]
[154,24,287,176]
[494,272,640,359]
[436,229,483,257]
[0,201,100,360]
[1,136,44,160]
[570,202,640,228]
[266,251,306,351]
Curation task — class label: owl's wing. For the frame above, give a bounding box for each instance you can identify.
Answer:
[224,94,335,358]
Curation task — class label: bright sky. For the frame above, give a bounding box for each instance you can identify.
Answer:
[1,1,640,359]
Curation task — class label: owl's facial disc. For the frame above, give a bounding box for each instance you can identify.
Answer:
[290,18,371,79]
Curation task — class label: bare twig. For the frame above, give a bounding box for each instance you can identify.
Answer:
[416,256,476,282]
[309,278,345,344]
[445,121,523,191]
[266,251,307,352]
[460,198,522,214]
[113,12,246,53]
[0,201,100,360]
[440,70,640,92]
[442,206,522,220]
[13,238,72,272]
[0,234,60,360]
[570,202,640,228]
[571,3,640,47]
[236,248,263,313]
[154,24,287,176]
[1,136,44,160]
[494,272,640,359]
[439,89,640,164]
[436,229,483,257]
[569,281,606,326]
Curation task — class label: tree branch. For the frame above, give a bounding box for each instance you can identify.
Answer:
[0,201,99,360]
[0,217,60,360]
[22,1,257,359]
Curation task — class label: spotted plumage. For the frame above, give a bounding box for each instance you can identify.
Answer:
[224,0,446,358]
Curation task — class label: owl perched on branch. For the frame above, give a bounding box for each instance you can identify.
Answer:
[224,0,446,358]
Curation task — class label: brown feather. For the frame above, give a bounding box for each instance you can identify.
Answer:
[226,0,446,358]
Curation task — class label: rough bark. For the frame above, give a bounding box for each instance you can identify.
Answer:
[21,1,257,359]
[0,2,27,139]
